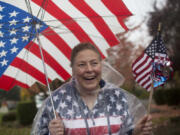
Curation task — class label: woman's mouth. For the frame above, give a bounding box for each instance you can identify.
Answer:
[83,76,96,80]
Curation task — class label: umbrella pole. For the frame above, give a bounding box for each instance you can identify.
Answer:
[36,33,56,119]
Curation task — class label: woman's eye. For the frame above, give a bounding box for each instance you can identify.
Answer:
[92,62,98,66]
[78,63,85,67]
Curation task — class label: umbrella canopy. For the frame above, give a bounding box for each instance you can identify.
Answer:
[0,0,132,91]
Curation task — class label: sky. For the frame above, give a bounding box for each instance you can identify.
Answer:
[122,0,166,47]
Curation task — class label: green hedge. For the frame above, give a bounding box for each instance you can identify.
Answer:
[153,88,180,105]
[16,101,37,125]
[1,111,16,122]
[128,88,149,99]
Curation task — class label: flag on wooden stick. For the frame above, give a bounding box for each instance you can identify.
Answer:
[132,34,173,91]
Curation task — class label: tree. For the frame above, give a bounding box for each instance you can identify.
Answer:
[107,31,145,90]
[147,0,180,71]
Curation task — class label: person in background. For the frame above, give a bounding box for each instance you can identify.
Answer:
[35,42,152,135]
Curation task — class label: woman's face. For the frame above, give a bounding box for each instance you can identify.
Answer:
[72,49,102,92]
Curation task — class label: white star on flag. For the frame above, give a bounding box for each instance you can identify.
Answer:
[10,46,18,54]
[0,31,3,37]
[1,59,8,66]
[9,10,19,17]
[23,16,31,23]
[22,25,30,32]
[0,50,7,58]
[9,19,18,26]
[0,5,4,11]
[0,14,3,20]
[22,35,29,41]
[10,37,18,44]
[0,41,5,47]
[10,28,17,35]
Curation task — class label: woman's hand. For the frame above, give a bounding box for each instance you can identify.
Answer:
[49,112,64,135]
[133,115,153,135]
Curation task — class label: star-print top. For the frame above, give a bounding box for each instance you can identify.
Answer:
[34,79,133,135]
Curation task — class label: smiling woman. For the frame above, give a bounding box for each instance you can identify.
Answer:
[71,43,102,93]
[32,42,153,135]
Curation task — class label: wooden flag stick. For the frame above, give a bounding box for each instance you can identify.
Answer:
[147,22,162,115]
[147,86,154,114]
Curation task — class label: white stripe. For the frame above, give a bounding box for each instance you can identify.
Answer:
[85,0,125,34]
[52,0,110,57]
[139,73,151,86]
[17,48,63,81]
[155,53,166,57]
[143,80,152,91]
[4,66,37,86]
[132,53,147,71]
[63,116,123,129]
[135,57,152,73]
[136,65,152,82]
[34,35,72,75]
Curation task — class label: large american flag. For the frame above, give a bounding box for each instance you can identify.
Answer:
[0,0,131,91]
[132,35,171,91]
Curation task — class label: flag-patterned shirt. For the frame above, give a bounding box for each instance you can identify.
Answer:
[34,80,133,135]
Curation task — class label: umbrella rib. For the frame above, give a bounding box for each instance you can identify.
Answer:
[24,0,34,19]
[40,0,49,21]
[35,31,57,119]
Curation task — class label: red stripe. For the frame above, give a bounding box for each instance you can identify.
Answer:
[25,42,71,80]
[65,125,121,135]
[136,70,151,84]
[132,53,153,91]
[133,55,151,73]
[11,57,50,85]
[141,77,151,87]
[0,75,28,91]
[143,80,151,90]
[144,84,151,91]
[132,53,145,70]
[32,0,105,58]
[134,60,152,78]
[102,0,132,30]
[69,0,119,46]
[42,27,72,60]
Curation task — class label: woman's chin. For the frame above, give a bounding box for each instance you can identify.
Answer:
[82,83,99,92]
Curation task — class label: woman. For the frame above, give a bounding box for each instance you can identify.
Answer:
[35,42,152,135]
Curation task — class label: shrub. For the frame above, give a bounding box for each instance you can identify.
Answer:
[1,111,16,122]
[153,89,166,105]
[166,88,180,105]
[128,88,149,99]
[154,88,180,105]
[16,101,37,125]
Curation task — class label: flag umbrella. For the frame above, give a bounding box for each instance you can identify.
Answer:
[0,0,132,91]
[0,1,149,134]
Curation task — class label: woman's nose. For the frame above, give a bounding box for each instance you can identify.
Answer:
[86,64,93,71]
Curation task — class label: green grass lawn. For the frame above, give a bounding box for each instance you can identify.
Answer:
[0,127,31,135]
[153,116,180,135]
